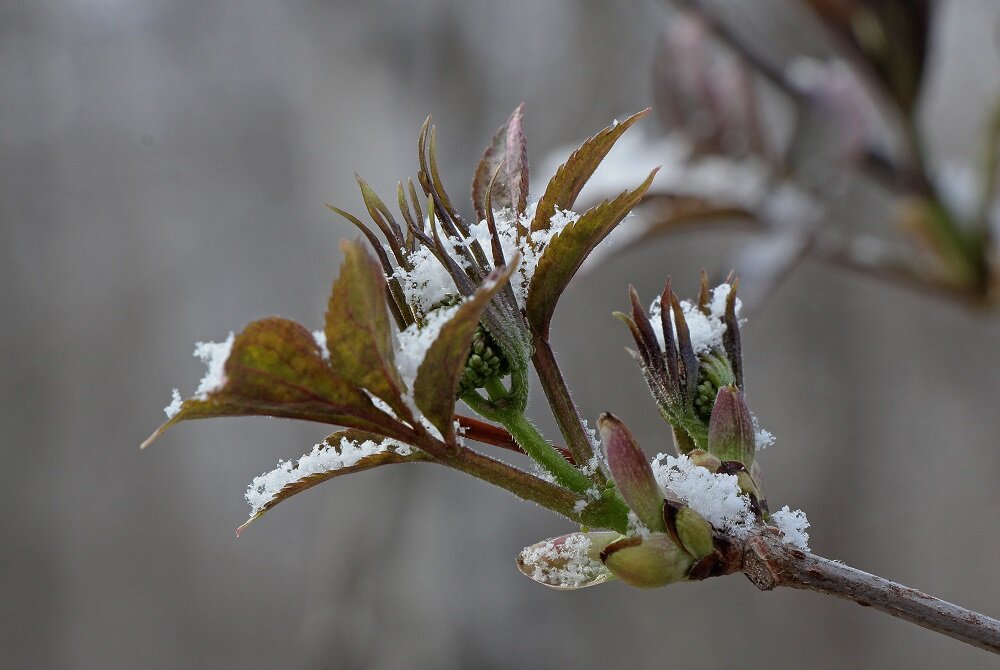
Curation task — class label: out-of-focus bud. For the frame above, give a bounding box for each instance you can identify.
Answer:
[599,413,666,533]
[707,385,756,468]
[600,533,695,588]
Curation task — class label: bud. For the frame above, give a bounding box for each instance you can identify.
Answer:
[599,413,666,533]
[600,533,694,588]
[516,532,619,590]
[673,507,714,560]
[707,385,755,468]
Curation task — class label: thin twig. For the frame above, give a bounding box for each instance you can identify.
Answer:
[740,531,1000,654]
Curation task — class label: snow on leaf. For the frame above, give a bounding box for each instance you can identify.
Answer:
[142,318,408,449]
[530,109,649,234]
[238,429,428,535]
[413,257,518,444]
[526,169,657,337]
[516,532,619,589]
[326,239,409,419]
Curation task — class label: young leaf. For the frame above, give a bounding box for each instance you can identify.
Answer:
[526,169,658,337]
[517,532,620,589]
[143,318,410,448]
[472,104,529,221]
[530,109,649,233]
[413,258,519,444]
[326,239,410,419]
[237,429,428,536]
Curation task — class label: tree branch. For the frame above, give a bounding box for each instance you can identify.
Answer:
[740,531,1000,654]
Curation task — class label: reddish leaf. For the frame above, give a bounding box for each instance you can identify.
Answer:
[472,104,529,222]
[326,239,409,419]
[143,318,409,448]
[526,169,658,337]
[413,259,518,444]
[530,109,649,233]
[236,429,428,535]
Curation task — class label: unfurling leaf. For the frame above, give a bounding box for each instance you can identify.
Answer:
[530,108,649,234]
[142,318,410,448]
[237,429,428,536]
[413,257,519,444]
[326,239,409,419]
[526,168,658,337]
[472,104,529,221]
[517,532,619,589]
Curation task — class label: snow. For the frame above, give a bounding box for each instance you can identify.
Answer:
[771,505,810,550]
[163,388,183,419]
[391,201,580,313]
[193,332,235,398]
[626,510,652,539]
[648,282,742,354]
[395,302,462,394]
[517,534,609,588]
[754,427,775,451]
[312,329,330,360]
[650,453,755,536]
[245,435,413,516]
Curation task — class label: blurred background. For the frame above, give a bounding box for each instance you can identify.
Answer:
[3,0,1000,667]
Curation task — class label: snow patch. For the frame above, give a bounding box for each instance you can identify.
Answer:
[771,505,811,550]
[245,436,412,516]
[651,453,754,535]
[648,282,742,354]
[163,389,183,419]
[193,332,235,398]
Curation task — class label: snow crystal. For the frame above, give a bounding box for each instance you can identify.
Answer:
[771,505,810,550]
[395,302,462,393]
[193,332,235,398]
[573,499,589,515]
[518,534,607,588]
[626,510,652,539]
[163,388,183,419]
[245,436,412,516]
[754,428,775,451]
[648,282,742,354]
[312,329,329,360]
[650,453,754,535]
[393,242,465,317]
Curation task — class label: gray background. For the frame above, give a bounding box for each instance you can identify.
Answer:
[3,0,1000,668]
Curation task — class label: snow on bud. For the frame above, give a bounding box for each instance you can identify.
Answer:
[517,532,619,590]
[707,385,756,468]
[599,413,666,533]
[600,533,694,588]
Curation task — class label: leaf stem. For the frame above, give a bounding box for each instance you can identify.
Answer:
[531,336,606,486]
[503,412,593,495]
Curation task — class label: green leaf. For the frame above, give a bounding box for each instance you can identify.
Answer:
[526,168,658,337]
[413,258,518,445]
[530,108,649,233]
[326,239,409,419]
[472,104,529,222]
[142,317,409,448]
[236,429,428,536]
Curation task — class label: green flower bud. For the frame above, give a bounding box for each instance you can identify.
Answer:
[599,413,667,533]
[429,295,511,396]
[600,533,695,588]
[707,385,756,468]
[674,507,714,560]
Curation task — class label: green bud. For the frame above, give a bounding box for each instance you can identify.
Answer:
[674,507,714,560]
[599,413,666,533]
[600,533,695,588]
[687,448,722,473]
[707,385,755,468]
